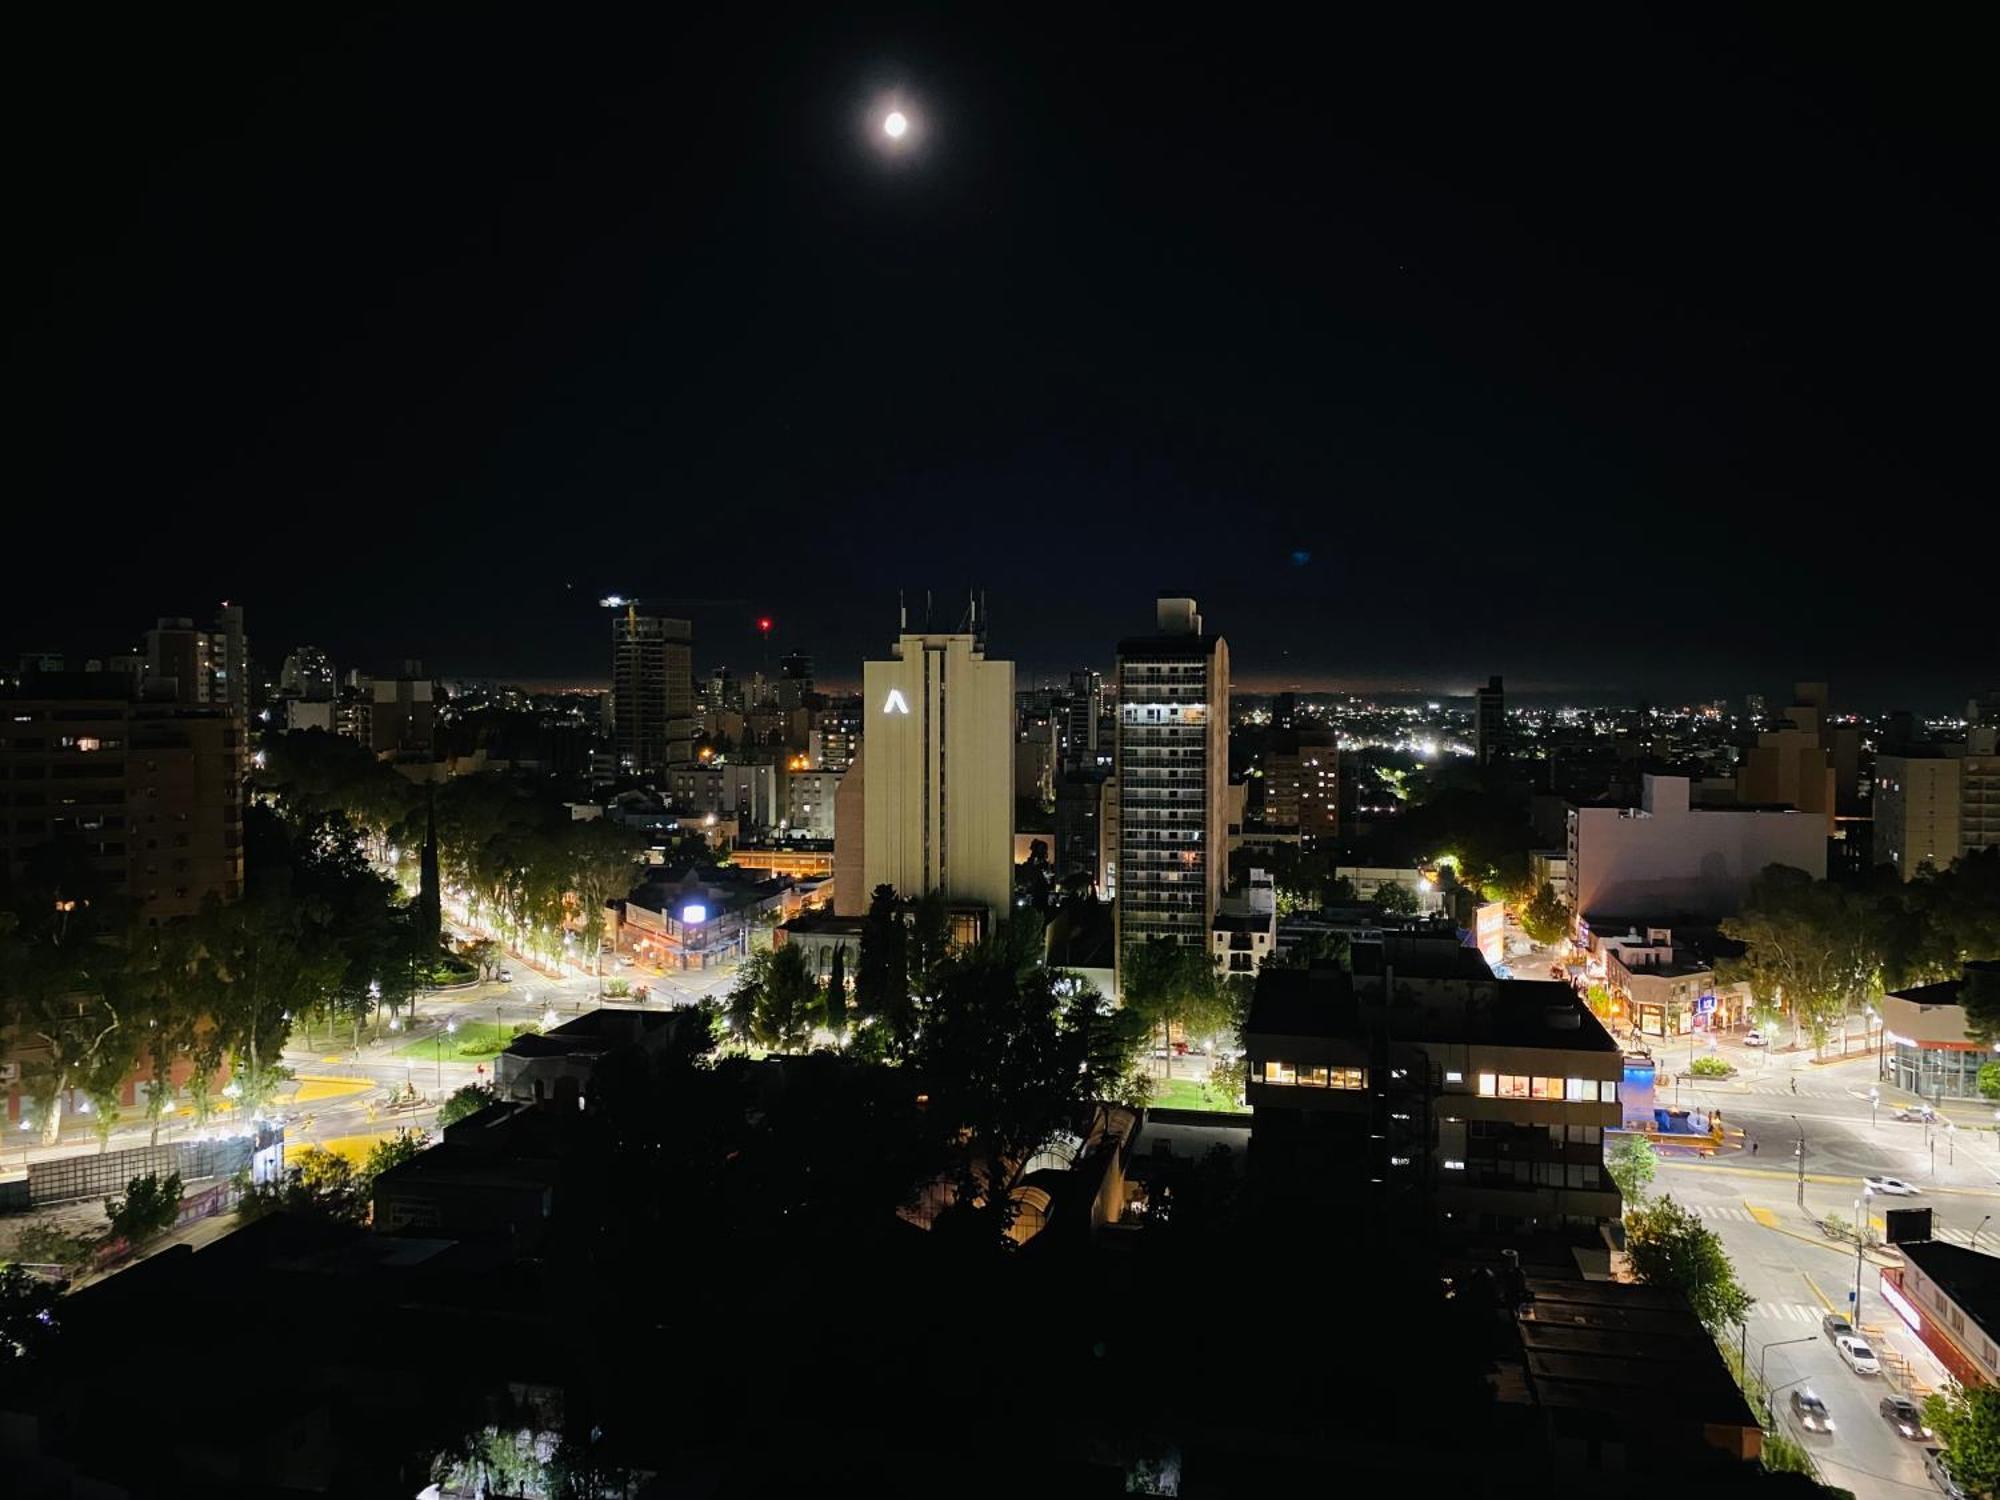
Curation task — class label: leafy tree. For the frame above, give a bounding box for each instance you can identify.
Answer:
[821,943,847,1039]
[1520,881,1572,947]
[1719,865,1883,1053]
[1924,1380,2000,1500]
[1964,962,2000,1049]
[438,1082,498,1126]
[1374,880,1420,915]
[907,889,953,999]
[1121,938,1236,1077]
[461,937,501,980]
[725,948,771,1043]
[240,1145,364,1225]
[105,1171,184,1245]
[754,944,816,1052]
[1624,1194,1753,1330]
[0,1264,63,1365]
[1268,928,1350,971]
[855,884,911,1048]
[1605,1134,1657,1202]
[359,1128,429,1192]
[11,1219,96,1274]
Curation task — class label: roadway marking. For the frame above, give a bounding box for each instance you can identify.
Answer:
[1749,1300,1828,1326]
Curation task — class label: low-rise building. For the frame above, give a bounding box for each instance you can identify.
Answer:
[493,1005,704,1106]
[1883,1238,2000,1389]
[1210,867,1277,976]
[1881,963,2000,1101]
[1598,926,1747,1038]
[784,766,842,839]
[619,867,798,969]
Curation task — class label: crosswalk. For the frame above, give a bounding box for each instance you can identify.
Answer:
[1686,1202,1760,1224]
[1750,1301,1828,1327]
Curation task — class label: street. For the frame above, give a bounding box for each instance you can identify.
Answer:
[1652,1029,1995,1499]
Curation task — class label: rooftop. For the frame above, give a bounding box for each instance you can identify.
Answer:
[1247,969,1620,1053]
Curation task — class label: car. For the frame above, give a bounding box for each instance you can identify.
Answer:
[617,954,636,968]
[1835,1334,1882,1375]
[1926,1446,1969,1499]
[496,966,513,982]
[1821,1312,1854,1340]
[1867,1176,1920,1196]
[1790,1389,1836,1434]
[1895,1106,1938,1123]
[1743,1029,1769,1046]
[1880,1396,1934,1441]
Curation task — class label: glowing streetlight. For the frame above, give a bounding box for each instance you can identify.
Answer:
[884,110,908,139]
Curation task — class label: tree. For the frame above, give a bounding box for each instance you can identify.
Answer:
[105,1171,184,1246]
[1964,963,2000,1049]
[1979,1062,2000,1104]
[1374,880,1420,915]
[1924,1380,2000,1500]
[907,889,952,1000]
[358,1129,428,1198]
[1121,938,1235,1078]
[753,943,816,1052]
[1268,928,1349,971]
[724,948,769,1043]
[1605,1134,1657,1202]
[1624,1194,1753,1330]
[0,1264,63,1365]
[855,885,911,1049]
[438,1082,498,1127]
[1520,882,1572,947]
[1719,865,1884,1054]
[821,943,847,1040]
[241,1145,364,1225]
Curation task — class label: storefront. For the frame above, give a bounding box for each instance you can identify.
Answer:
[1882,984,1992,1102]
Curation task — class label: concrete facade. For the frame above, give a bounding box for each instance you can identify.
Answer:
[861,630,1014,920]
[1566,774,1826,924]
[1875,755,1962,879]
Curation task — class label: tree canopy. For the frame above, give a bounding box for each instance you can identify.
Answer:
[1624,1194,1753,1330]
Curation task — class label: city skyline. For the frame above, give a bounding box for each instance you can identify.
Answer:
[14,10,1994,705]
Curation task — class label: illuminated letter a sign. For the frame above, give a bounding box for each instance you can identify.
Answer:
[883,689,911,716]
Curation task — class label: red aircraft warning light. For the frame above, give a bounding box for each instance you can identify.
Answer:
[757,617,773,633]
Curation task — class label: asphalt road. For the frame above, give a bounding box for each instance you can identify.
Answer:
[1651,1034,1997,1499]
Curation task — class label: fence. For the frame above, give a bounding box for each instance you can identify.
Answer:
[23,1135,262,1209]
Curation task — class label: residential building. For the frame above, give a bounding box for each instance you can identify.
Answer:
[1734,691,1835,831]
[369,664,435,759]
[785,766,842,839]
[1115,597,1229,966]
[1566,774,1826,928]
[1875,754,1961,878]
[667,761,780,829]
[861,614,1014,924]
[278,645,335,701]
[1263,727,1338,842]
[832,747,868,916]
[1052,766,1109,892]
[1335,865,1441,912]
[284,699,334,732]
[1211,867,1277,976]
[611,606,694,776]
[1097,773,1119,903]
[1059,668,1105,770]
[1245,949,1623,1268]
[1,674,244,926]
[808,695,862,772]
[1475,675,1505,765]
[1599,926,1748,1038]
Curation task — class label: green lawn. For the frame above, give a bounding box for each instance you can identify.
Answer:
[393,1020,515,1061]
[1148,1076,1249,1114]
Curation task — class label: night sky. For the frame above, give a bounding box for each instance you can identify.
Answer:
[14,10,1994,707]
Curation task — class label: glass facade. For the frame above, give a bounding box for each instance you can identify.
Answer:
[1889,1042,1987,1101]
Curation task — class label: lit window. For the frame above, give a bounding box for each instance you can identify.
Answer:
[1442,1159,1466,1171]
[1530,1077,1564,1100]
[1331,1066,1366,1090]
[1495,1075,1532,1099]
[1565,1078,1594,1102]
[1599,1080,1619,1103]
[1477,1073,1497,1096]
[1297,1066,1329,1088]
[1445,1070,1464,1083]
[1260,1060,1297,1086]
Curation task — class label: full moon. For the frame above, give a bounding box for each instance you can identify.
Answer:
[883,110,908,139]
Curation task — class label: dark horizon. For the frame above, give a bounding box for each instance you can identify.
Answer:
[14,10,1995,710]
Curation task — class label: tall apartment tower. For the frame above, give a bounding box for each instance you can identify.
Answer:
[279,646,335,701]
[1475,675,1505,766]
[1116,597,1230,970]
[611,608,694,777]
[860,613,1014,925]
[1060,668,1105,770]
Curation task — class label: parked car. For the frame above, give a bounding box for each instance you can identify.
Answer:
[617,954,636,968]
[1822,1312,1854,1340]
[496,966,513,983]
[1790,1389,1836,1434]
[1880,1396,1933,1441]
[1743,1029,1769,1047]
[1835,1334,1882,1375]
[1926,1445,1969,1499]
[1866,1175,1919,1196]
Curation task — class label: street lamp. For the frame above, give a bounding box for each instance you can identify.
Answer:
[1870,1087,1880,1128]
[1758,1335,1817,1401]
[1974,1214,1993,1251]
[1854,1185,1875,1321]
[1949,1122,1958,1166]
[434,1024,458,1096]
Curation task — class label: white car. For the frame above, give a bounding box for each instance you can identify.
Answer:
[1743,1029,1769,1047]
[1836,1334,1882,1375]
[1866,1176,1919,1196]
[617,954,636,968]
[496,966,513,983]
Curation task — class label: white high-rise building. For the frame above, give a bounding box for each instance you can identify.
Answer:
[861,616,1014,925]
